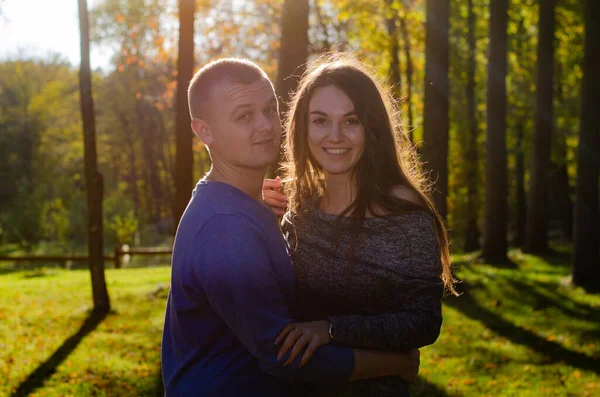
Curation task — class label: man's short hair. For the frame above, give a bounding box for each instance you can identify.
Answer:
[188,58,269,119]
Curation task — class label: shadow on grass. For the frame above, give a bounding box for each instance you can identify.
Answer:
[476,255,518,269]
[536,248,572,268]
[0,267,19,275]
[10,310,108,397]
[0,263,67,276]
[455,255,599,323]
[507,278,600,322]
[445,291,600,376]
[412,378,452,396]
[154,363,165,397]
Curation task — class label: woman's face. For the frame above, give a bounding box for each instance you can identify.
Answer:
[306,85,365,178]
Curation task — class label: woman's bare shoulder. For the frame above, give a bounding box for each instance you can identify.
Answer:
[391,185,423,206]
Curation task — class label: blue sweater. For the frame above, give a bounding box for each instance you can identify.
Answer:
[161,180,355,396]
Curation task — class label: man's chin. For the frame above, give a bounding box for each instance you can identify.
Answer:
[244,158,277,171]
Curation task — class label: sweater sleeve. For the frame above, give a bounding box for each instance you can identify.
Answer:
[194,214,354,382]
[328,278,443,350]
[328,214,444,350]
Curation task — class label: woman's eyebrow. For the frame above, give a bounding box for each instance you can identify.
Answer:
[309,110,357,116]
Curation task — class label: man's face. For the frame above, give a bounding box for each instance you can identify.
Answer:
[202,78,281,171]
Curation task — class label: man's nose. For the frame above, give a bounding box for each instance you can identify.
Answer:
[256,112,274,133]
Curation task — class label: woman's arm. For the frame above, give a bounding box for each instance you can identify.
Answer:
[279,212,444,355]
[329,201,445,350]
[328,277,443,350]
[277,277,443,355]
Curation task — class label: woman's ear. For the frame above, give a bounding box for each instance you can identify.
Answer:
[191,118,213,145]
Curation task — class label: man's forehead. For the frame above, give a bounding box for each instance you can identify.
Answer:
[214,78,275,106]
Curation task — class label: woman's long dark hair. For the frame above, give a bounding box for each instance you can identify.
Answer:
[281,53,457,296]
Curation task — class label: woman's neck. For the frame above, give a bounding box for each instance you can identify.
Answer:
[320,172,356,215]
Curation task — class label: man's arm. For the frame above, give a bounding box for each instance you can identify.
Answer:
[195,214,354,382]
[352,349,420,382]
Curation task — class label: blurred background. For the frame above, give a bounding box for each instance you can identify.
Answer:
[0,0,598,396]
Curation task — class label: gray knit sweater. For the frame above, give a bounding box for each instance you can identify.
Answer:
[282,205,444,397]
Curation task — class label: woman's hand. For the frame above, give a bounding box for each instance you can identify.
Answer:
[275,320,331,368]
[263,177,288,216]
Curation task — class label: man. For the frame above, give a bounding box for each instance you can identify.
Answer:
[161,58,419,396]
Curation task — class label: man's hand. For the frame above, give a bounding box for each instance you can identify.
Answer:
[393,349,420,383]
[275,321,331,368]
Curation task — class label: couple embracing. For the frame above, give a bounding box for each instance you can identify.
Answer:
[161,53,456,397]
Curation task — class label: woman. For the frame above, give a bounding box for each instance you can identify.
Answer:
[263,53,457,396]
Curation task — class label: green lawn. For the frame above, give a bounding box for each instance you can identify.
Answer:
[1,248,599,396]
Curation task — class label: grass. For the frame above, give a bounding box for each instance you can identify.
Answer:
[0,267,168,397]
[1,247,599,396]
[413,247,600,396]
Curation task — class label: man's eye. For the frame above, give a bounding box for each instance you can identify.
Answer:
[237,113,252,121]
[265,107,278,115]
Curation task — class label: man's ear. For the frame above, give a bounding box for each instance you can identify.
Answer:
[191,118,213,145]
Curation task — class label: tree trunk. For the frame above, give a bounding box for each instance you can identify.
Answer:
[464,0,480,252]
[174,0,195,227]
[399,5,415,142]
[482,0,509,263]
[422,0,450,219]
[514,120,527,246]
[118,112,141,215]
[525,0,556,253]
[386,0,402,100]
[78,0,110,313]
[551,58,574,241]
[137,101,162,223]
[276,0,309,113]
[155,109,175,220]
[513,14,527,247]
[274,0,309,176]
[550,161,573,240]
[572,0,600,292]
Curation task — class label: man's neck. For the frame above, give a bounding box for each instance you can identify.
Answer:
[320,172,356,215]
[206,165,266,202]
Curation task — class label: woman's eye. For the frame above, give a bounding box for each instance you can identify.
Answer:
[312,118,327,125]
[345,118,361,126]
